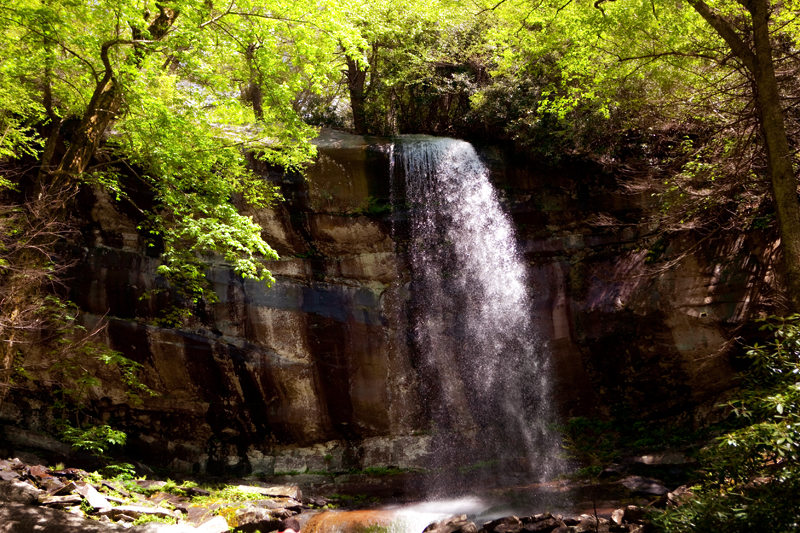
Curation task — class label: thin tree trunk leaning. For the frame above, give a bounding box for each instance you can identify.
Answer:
[687,0,800,312]
[53,6,179,182]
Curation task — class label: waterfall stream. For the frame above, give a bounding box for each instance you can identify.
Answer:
[306,135,565,533]
[396,136,561,483]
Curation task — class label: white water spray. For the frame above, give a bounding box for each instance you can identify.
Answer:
[396,136,560,481]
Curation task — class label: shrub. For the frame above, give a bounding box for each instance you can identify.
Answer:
[654,315,800,533]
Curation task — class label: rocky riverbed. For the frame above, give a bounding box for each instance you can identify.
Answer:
[0,452,695,533]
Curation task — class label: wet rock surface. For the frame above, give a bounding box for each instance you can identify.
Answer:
[424,508,656,533]
[0,130,746,475]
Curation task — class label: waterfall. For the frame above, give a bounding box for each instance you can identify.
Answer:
[395,136,561,483]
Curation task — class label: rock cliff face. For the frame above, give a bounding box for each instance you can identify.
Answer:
[0,130,755,475]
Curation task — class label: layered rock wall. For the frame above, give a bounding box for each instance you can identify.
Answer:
[0,130,756,474]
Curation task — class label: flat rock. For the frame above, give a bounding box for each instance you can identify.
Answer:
[38,494,83,507]
[187,506,214,525]
[49,481,77,496]
[135,480,168,490]
[0,471,20,481]
[233,484,301,500]
[75,482,112,510]
[250,497,302,510]
[99,506,178,520]
[38,477,66,492]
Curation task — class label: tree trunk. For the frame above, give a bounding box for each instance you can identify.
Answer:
[688,0,800,311]
[747,0,800,311]
[55,81,120,178]
[54,7,178,180]
[346,56,368,134]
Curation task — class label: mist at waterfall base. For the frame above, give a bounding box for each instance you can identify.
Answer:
[393,136,564,491]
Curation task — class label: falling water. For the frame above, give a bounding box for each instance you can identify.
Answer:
[395,136,561,483]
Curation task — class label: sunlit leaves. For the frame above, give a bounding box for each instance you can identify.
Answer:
[655,315,800,532]
[0,0,364,316]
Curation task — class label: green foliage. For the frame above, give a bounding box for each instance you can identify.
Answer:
[45,298,153,412]
[560,414,711,476]
[58,422,126,456]
[101,462,137,480]
[0,0,366,318]
[560,416,619,467]
[131,514,178,526]
[352,196,392,217]
[654,315,800,533]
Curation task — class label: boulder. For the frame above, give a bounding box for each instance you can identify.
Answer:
[0,479,44,504]
[2,426,73,456]
[651,485,694,509]
[622,506,647,523]
[233,505,281,533]
[424,515,476,533]
[619,476,669,496]
[611,509,625,526]
[483,516,523,533]
[522,518,561,532]
[575,515,609,533]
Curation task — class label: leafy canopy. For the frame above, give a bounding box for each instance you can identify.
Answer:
[0,0,365,311]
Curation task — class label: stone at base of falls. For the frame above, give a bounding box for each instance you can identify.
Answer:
[483,516,523,533]
[575,515,609,532]
[423,506,660,533]
[649,485,693,509]
[523,518,565,533]
[618,476,669,496]
[621,506,646,524]
[424,515,478,533]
